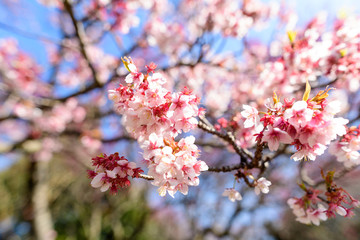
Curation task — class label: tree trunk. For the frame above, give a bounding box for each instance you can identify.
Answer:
[32,159,56,240]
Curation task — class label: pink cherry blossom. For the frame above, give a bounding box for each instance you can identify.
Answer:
[284,101,314,129]
[305,205,328,226]
[291,144,326,161]
[262,126,292,151]
[241,104,260,128]
[88,153,143,194]
[145,136,208,198]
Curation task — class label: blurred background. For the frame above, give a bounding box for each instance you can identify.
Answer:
[1,0,360,239]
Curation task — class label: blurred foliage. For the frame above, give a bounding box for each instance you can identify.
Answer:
[1,157,359,240]
[0,157,175,240]
[0,158,29,221]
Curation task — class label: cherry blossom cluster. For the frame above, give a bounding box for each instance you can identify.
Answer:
[13,97,86,133]
[242,85,349,161]
[288,197,328,226]
[252,13,360,101]
[142,133,208,197]
[36,98,86,133]
[145,19,187,63]
[88,152,143,194]
[219,13,360,108]
[53,42,118,86]
[105,57,208,197]
[0,38,44,95]
[324,15,360,92]
[329,125,360,168]
[108,57,201,141]
[180,0,279,39]
[288,171,359,225]
[84,0,167,34]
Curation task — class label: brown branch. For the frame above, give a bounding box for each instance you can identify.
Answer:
[197,117,251,167]
[138,174,154,181]
[0,114,19,122]
[312,77,338,89]
[64,0,101,87]
[207,164,242,172]
[253,141,264,168]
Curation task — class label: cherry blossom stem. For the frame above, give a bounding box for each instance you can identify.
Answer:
[313,166,359,188]
[253,141,264,168]
[316,195,330,204]
[138,174,154,181]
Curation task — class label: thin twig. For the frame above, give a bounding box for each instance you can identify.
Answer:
[313,166,360,188]
[138,174,154,180]
[64,0,101,87]
[207,164,242,172]
[197,117,251,167]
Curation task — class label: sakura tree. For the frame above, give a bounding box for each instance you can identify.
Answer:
[1,0,360,239]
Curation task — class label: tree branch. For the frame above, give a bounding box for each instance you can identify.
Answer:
[197,117,252,167]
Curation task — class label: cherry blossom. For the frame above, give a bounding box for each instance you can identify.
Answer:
[145,136,208,197]
[288,198,328,226]
[241,105,260,128]
[88,153,143,194]
[262,126,292,151]
[0,39,45,95]
[109,61,200,142]
[254,177,271,195]
[287,171,359,225]
[283,101,314,130]
[329,125,360,168]
[222,188,242,202]
[256,82,349,161]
